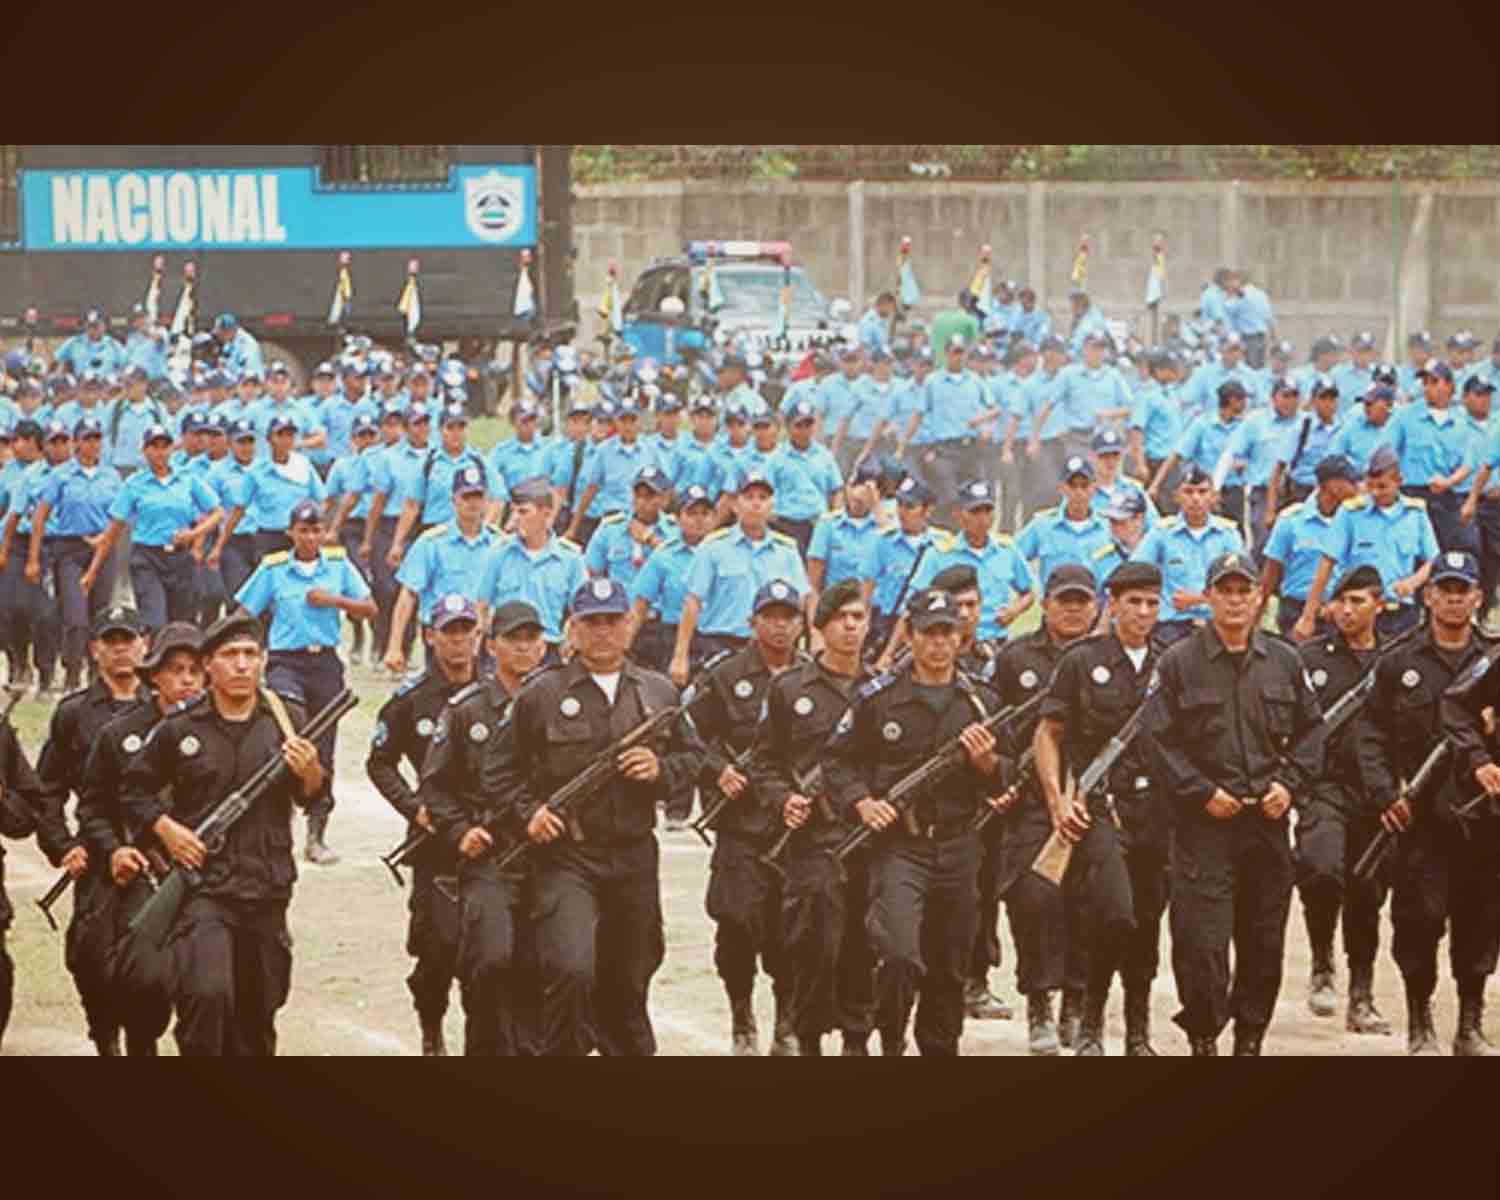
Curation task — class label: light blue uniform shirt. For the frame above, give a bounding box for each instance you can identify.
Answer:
[1090,476,1161,529]
[101,397,170,472]
[478,534,588,643]
[125,330,170,381]
[395,522,500,622]
[1221,408,1299,488]
[1387,401,1467,486]
[815,374,863,437]
[326,446,378,522]
[38,460,123,537]
[233,455,327,532]
[584,511,677,593]
[56,334,126,377]
[765,443,842,522]
[218,329,265,381]
[864,526,948,617]
[857,309,891,354]
[1277,412,1342,489]
[1176,413,1247,488]
[207,459,259,534]
[644,431,688,492]
[248,397,325,461]
[1263,500,1341,600]
[807,510,881,587]
[488,434,553,500]
[1326,409,1395,475]
[576,437,663,519]
[911,532,1036,642]
[1031,369,1069,442]
[545,436,599,516]
[1051,363,1133,433]
[675,436,727,500]
[1013,307,1051,345]
[685,525,810,639]
[892,374,937,445]
[629,535,700,625]
[314,394,377,467]
[1189,362,1266,415]
[1199,284,1231,329]
[846,377,896,442]
[235,547,370,650]
[1227,285,1274,336]
[1015,507,1114,588]
[1066,306,1109,358]
[402,446,494,527]
[1331,363,1374,420]
[1319,495,1439,607]
[5,460,53,535]
[1129,515,1245,622]
[107,467,218,548]
[920,370,989,443]
[1128,381,1185,462]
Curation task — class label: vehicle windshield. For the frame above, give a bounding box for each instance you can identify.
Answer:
[692,266,828,324]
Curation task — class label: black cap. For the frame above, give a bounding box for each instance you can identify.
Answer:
[895,475,934,506]
[1331,564,1383,599]
[1315,454,1359,485]
[491,600,543,638]
[1045,563,1097,600]
[432,594,481,632]
[138,621,203,676]
[91,605,143,639]
[1205,551,1257,588]
[813,579,864,629]
[1179,464,1213,487]
[1463,374,1496,395]
[930,564,979,595]
[908,588,962,632]
[1105,561,1162,595]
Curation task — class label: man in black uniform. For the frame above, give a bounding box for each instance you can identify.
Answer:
[75,621,205,1055]
[1145,550,1323,1055]
[689,578,806,1055]
[1035,560,1169,1056]
[120,612,326,1056]
[367,593,480,1055]
[991,564,1099,1054]
[825,587,1007,1055]
[1366,550,1500,1054]
[0,703,42,1050]
[1293,564,1394,1034]
[420,598,548,1057]
[751,578,874,1055]
[489,578,687,1056]
[32,605,148,1055]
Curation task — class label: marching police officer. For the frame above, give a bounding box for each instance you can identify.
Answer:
[420,598,549,1056]
[825,587,1006,1055]
[863,475,946,658]
[627,483,714,679]
[488,579,687,1056]
[1259,455,1362,639]
[1130,465,1244,646]
[1144,551,1323,1055]
[119,611,326,1056]
[234,499,376,865]
[0,708,40,1050]
[584,466,677,592]
[1035,561,1169,1055]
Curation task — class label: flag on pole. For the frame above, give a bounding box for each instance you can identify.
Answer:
[1145,234,1167,308]
[328,251,353,326]
[514,249,536,319]
[169,261,197,338]
[968,244,993,316]
[144,255,164,324]
[772,261,791,343]
[702,259,725,313]
[1071,234,1090,290]
[597,262,623,336]
[397,258,422,335]
[897,235,922,308]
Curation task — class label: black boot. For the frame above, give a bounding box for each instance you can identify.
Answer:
[768,992,798,1056]
[1454,983,1492,1057]
[1406,986,1441,1056]
[1307,952,1337,1018]
[1057,988,1083,1050]
[1074,987,1106,1056]
[964,975,1014,1020]
[1189,1035,1218,1056]
[730,996,758,1056]
[93,1029,121,1056]
[304,814,340,865]
[420,1016,447,1057]
[1124,985,1157,1056]
[1345,964,1391,1035]
[1231,1023,1265,1056]
[1026,991,1059,1056]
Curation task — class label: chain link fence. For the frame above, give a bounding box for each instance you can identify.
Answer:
[574,145,1500,184]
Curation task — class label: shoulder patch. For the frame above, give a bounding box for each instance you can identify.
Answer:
[1212,515,1237,528]
[418,524,449,541]
[262,550,290,566]
[816,511,837,524]
[1091,542,1117,561]
[599,512,626,526]
[555,537,582,553]
[448,680,486,707]
[1033,506,1057,519]
[393,670,427,698]
[991,532,1014,547]
[933,530,956,551]
[1160,515,1183,529]
[1400,495,1427,509]
[1279,501,1304,518]
[324,545,347,558]
[703,528,732,544]
[769,530,797,546]
[857,669,898,701]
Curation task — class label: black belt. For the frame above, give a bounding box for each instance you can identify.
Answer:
[269,646,338,657]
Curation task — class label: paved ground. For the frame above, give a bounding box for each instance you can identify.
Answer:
[2,650,1494,1056]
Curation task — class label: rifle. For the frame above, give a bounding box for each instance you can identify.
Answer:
[127,689,358,948]
[1351,741,1450,884]
[828,690,1046,870]
[379,822,432,887]
[687,741,753,847]
[757,763,828,880]
[495,703,683,872]
[973,747,1035,834]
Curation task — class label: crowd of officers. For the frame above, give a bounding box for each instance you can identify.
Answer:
[0,297,1499,1057]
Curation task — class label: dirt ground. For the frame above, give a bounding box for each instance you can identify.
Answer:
[1,651,1493,1057]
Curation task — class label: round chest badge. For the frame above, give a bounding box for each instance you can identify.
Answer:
[469,722,490,743]
[882,721,902,742]
[416,717,435,738]
[1402,669,1421,689]
[1092,665,1111,685]
[1019,669,1038,690]
[1311,669,1327,688]
[179,735,201,757]
[560,696,581,718]
[734,679,754,700]
[793,696,814,716]
[122,733,143,754]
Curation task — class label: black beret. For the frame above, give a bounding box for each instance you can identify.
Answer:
[929,564,980,594]
[813,579,864,629]
[1105,561,1163,595]
[137,622,202,677]
[201,610,264,658]
[1331,564,1383,599]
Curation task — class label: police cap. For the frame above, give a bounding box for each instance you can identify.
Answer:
[508,476,553,506]
[490,600,543,638]
[432,594,480,632]
[908,588,962,632]
[752,579,802,617]
[1315,454,1359,485]
[571,577,630,618]
[1205,551,1257,589]
[1366,445,1400,477]
[91,605,144,640]
[895,475,934,506]
[1045,563,1097,600]
[288,499,322,527]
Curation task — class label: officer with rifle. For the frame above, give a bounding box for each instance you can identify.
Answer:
[119,612,332,1056]
[418,598,547,1056]
[1033,560,1168,1056]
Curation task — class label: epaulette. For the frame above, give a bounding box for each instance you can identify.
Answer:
[599,512,626,526]
[697,649,735,678]
[991,532,1015,547]
[1091,542,1117,561]
[857,669,898,701]
[448,680,486,707]
[1279,501,1305,518]
[324,544,347,559]
[1341,495,1370,510]
[703,528,733,544]
[556,536,581,553]
[933,530,957,551]
[769,530,797,547]
[816,510,838,524]
[1033,505,1058,520]
[262,550,290,566]
[1400,495,1426,510]
[519,661,562,690]
[1159,515,1183,529]
[417,523,449,541]
[1212,515,1237,529]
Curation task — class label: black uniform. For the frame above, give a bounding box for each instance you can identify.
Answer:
[0,725,42,1047]
[420,678,535,1056]
[1145,624,1323,1049]
[825,664,1000,1056]
[953,639,1010,998]
[1363,630,1500,1009]
[33,680,141,1050]
[367,669,469,1036]
[1295,633,1386,989]
[75,693,179,1054]
[488,660,687,1056]
[751,654,874,1053]
[120,691,319,1056]
[688,645,799,1046]
[1039,633,1168,1029]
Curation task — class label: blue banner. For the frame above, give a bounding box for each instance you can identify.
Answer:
[19,164,537,252]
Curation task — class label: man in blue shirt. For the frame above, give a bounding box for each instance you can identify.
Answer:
[1220,374,1301,559]
[1199,270,1233,332]
[1258,454,1361,638]
[1015,455,1113,588]
[211,415,328,562]
[487,399,552,510]
[314,362,373,475]
[1327,382,1396,477]
[56,307,127,378]
[1266,374,1343,518]
[861,474,948,653]
[904,335,988,530]
[321,416,380,663]
[857,293,896,356]
[1153,378,1250,530]
[1065,291,1109,359]
[815,346,865,460]
[1128,350,1186,506]
[236,498,376,865]
[1225,270,1276,368]
[910,480,1036,642]
[211,313,264,383]
[1397,332,1434,404]
[769,400,843,556]
[807,458,883,598]
[1048,332,1133,458]
[1455,375,1500,608]
[1012,286,1051,346]
[124,304,170,382]
[1187,334,1266,417]
[644,391,688,497]
[0,420,66,693]
[102,367,169,475]
[677,398,727,505]
[1089,427,1159,531]
[389,403,496,568]
[1387,360,1473,554]
[628,483,716,676]
[1331,331,1379,419]
[584,465,677,593]
[476,476,587,661]
[565,394,662,539]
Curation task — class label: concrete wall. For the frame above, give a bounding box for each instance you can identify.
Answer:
[572,179,1500,359]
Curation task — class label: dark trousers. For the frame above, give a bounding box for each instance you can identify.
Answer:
[407,857,462,1026]
[266,650,344,821]
[1219,484,1247,531]
[966,816,1006,985]
[696,633,748,662]
[170,894,292,1057]
[1147,456,1181,517]
[111,872,175,1050]
[999,802,1072,995]
[220,533,258,607]
[196,557,228,626]
[706,832,788,1005]
[834,852,876,1038]
[1072,793,1168,993]
[50,537,114,673]
[532,839,664,1056]
[780,846,846,1044]
[770,517,815,560]
[1405,485,1477,556]
[63,865,121,1043]
[369,517,411,660]
[866,832,981,1056]
[129,544,198,631]
[1,550,59,678]
[1390,816,1500,999]
[1296,797,1391,974]
[1248,485,1272,563]
[1169,814,1294,1040]
[455,860,527,1055]
[1275,595,1328,640]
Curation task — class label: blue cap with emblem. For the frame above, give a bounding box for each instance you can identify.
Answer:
[960,479,996,510]
[141,423,173,447]
[432,593,481,631]
[352,415,379,436]
[1205,551,1257,589]
[895,475,933,506]
[313,361,337,379]
[440,403,469,427]
[1092,428,1125,454]
[508,475,553,506]
[512,400,541,423]
[1418,359,1454,383]
[407,401,431,424]
[44,420,70,442]
[288,499,322,527]
[213,313,239,331]
[634,465,670,493]
[267,414,298,435]
[571,577,630,618]
[74,416,104,439]
[851,457,885,486]
[752,578,802,616]
[452,464,487,496]
[1431,550,1480,586]
[751,407,777,427]
[737,469,775,494]
[1315,454,1359,485]
[1463,374,1496,395]
[655,391,683,414]
[229,418,257,442]
[593,399,619,421]
[679,484,714,510]
[1061,455,1095,483]
[616,394,644,417]
[1103,489,1147,521]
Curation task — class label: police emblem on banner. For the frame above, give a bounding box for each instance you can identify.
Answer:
[464,171,524,243]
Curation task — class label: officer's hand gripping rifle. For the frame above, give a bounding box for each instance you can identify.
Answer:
[380,822,432,887]
[687,740,753,847]
[757,763,828,881]
[1351,740,1450,884]
[496,703,683,872]
[127,689,358,948]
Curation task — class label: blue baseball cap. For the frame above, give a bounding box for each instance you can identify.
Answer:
[959,480,996,510]
[141,423,173,447]
[1431,550,1480,586]
[180,411,209,434]
[571,577,630,618]
[1061,454,1095,483]
[724,404,750,424]
[432,593,481,631]
[267,414,298,435]
[785,399,818,424]
[1103,490,1147,521]
[512,400,542,423]
[352,415,379,436]
[440,403,469,427]
[44,420,71,442]
[288,499,322,527]
[737,469,775,494]
[895,475,934,506]
[407,401,432,424]
[1418,359,1454,383]
[313,361,337,379]
[752,578,802,616]
[229,418,257,441]
[634,465,670,493]
[679,484,714,510]
[452,464,488,496]
[656,392,683,414]
[1315,454,1359,485]
[73,417,104,439]
[213,313,239,331]
[1092,428,1125,454]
